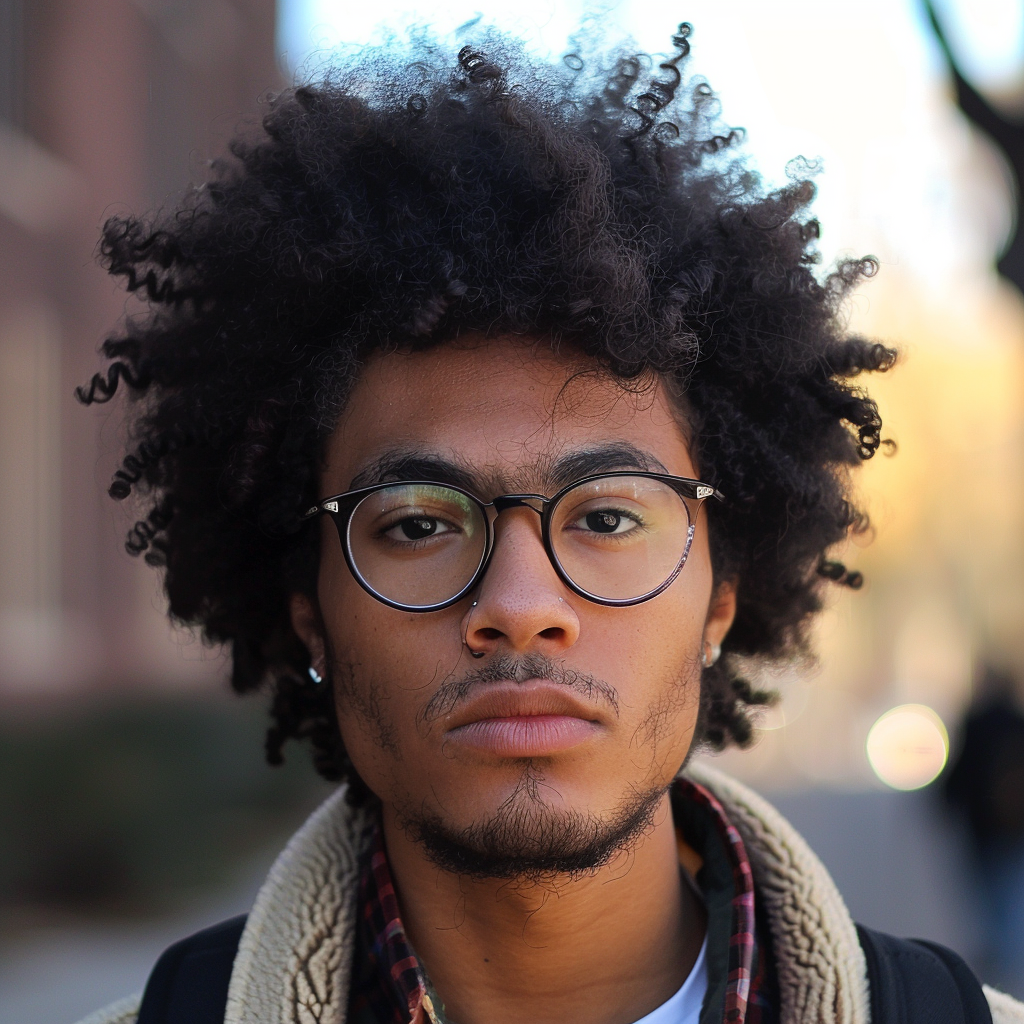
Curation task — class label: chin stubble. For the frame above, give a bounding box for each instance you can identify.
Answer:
[400,770,670,882]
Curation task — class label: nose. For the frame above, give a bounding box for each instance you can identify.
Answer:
[462,509,580,657]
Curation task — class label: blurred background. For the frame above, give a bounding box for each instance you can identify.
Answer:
[2,0,1024,1019]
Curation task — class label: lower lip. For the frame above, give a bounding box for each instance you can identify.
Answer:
[447,715,600,757]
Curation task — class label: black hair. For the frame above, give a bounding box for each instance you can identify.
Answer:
[78,27,894,786]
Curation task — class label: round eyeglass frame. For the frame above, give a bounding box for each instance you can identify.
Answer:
[302,471,724,612]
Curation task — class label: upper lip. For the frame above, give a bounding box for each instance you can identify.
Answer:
[444,680,605,732]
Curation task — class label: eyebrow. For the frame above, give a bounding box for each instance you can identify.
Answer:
[348,441,669,495]
[350,450,480,492]
[547,442,667,487]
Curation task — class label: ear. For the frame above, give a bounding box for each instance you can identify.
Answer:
[703,578,737,650]
[290,592,327,678]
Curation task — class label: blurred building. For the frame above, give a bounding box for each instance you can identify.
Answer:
[0,0,279,696]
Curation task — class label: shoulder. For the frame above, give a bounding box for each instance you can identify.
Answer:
[137,915,247,1024]
[857,924,1015,1023]
[71,787,370,1024]
[72,994,141,1024]
[71,915,246,1024]
[683,762,1024,1023]
[986,986,1024,1024]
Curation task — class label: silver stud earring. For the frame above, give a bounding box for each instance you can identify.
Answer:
[308,666,324,685]
[701,643,721,669]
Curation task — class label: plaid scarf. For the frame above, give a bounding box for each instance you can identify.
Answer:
[347,777,778,1024]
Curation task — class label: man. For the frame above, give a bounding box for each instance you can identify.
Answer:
[76,27,1022,1024]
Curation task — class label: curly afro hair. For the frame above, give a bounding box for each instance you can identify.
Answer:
[78,27,895,787]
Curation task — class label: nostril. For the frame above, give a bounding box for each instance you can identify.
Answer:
[539,627,563,639]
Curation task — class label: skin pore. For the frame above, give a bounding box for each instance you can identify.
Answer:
[291,336,736,1024]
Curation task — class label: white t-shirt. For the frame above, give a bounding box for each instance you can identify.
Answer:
[630,935,708,1024]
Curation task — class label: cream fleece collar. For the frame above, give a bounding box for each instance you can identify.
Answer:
[225,762,869,1024]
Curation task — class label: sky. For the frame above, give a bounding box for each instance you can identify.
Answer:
[277,0,1024,89]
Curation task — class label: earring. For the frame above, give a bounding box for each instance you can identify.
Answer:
[701,642,721,669]
[307,666,324,685]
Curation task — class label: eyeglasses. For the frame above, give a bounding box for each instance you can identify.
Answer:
[303,472,723,612]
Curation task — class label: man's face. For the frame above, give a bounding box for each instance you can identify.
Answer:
[296,337,733,875]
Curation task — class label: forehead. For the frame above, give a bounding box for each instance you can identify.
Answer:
[325,337,695,489]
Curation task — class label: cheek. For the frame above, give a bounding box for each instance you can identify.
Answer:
[596,548,711,762]
[317,533,406,669]
[317,542,465,790]
[630,641,703,770]
[596,541,711,673]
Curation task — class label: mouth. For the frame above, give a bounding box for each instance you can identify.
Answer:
[443,679,604,757]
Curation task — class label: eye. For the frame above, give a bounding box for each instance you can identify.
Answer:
[386,516,455,541]
[575,509,640,535]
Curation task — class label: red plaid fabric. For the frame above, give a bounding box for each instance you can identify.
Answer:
[347,836,435,1024]
[346,778,777,1024]
[675,779,760,1023]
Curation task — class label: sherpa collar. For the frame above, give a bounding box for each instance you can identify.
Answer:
[222,762,870,1024]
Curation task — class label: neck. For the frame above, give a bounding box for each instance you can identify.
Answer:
[380,791,706,1024]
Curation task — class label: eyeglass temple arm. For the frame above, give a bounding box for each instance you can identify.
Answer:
[302,494,360,520]
[302,501,335,520]
[671,480,724,502]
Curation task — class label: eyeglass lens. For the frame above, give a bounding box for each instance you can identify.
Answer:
[548,475,693,600]
[347,483,489,607]
[344,476,694,608]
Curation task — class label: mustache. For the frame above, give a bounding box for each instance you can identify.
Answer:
[420,652,620,725]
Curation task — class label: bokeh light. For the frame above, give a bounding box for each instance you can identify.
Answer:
[866,704,950,790]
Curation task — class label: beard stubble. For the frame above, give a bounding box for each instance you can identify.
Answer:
[335,648,686,881]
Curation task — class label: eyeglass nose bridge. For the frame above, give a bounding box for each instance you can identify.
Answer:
[489,494,548,516]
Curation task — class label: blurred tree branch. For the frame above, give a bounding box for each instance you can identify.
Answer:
[925,0,1024,293]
